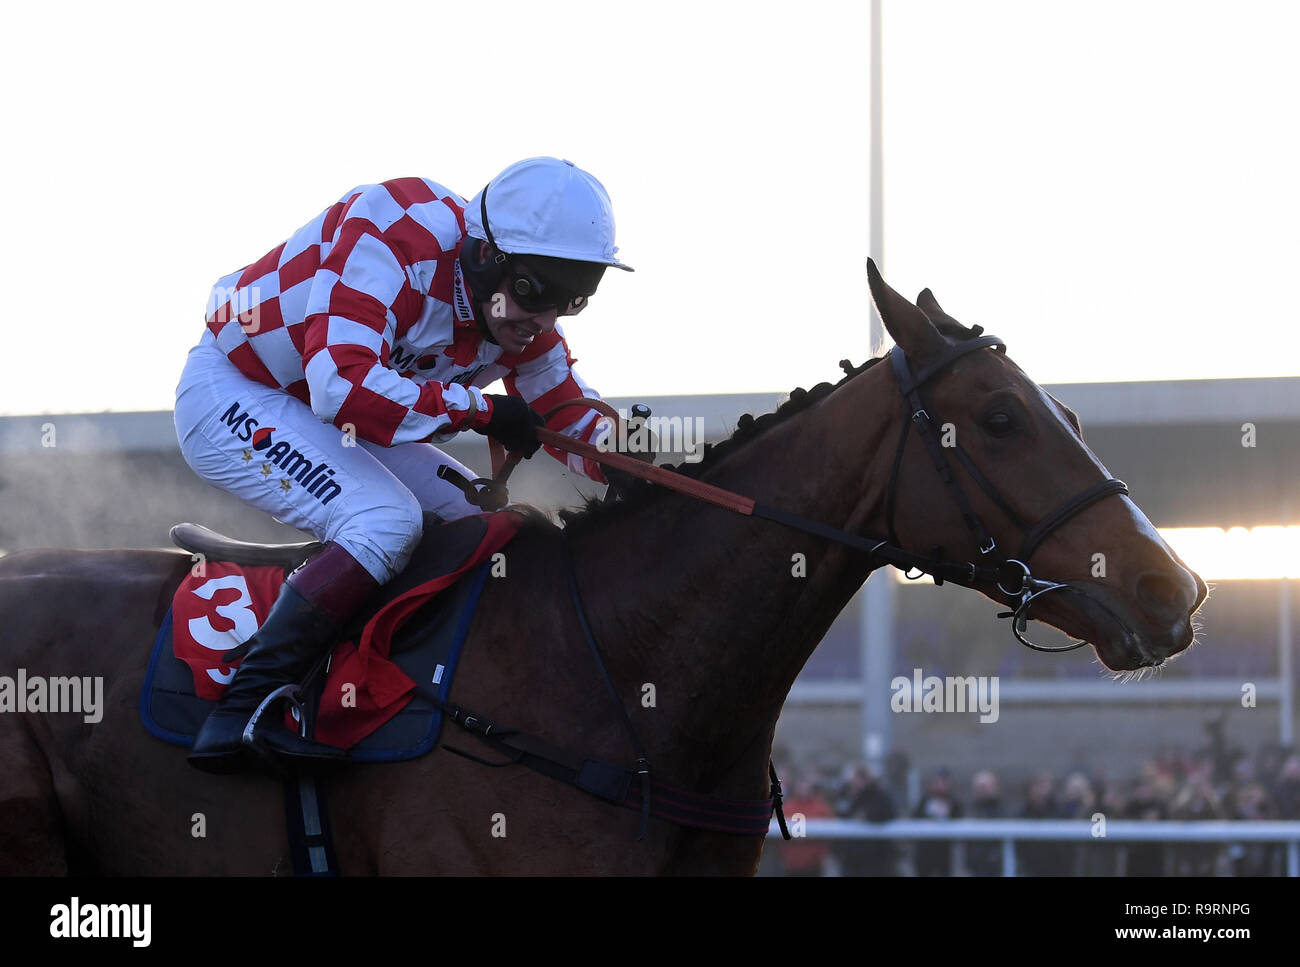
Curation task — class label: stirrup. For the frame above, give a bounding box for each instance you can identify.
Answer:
[240,683,348,773]
[241,683,306,747]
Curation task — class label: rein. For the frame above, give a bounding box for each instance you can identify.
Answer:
[449,333,1130,651]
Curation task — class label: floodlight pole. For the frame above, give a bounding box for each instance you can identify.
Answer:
[860,0,896,776]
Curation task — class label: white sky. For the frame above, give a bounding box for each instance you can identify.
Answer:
[2,0,1297,415]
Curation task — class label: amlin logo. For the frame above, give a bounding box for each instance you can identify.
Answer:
[220,402,344,506]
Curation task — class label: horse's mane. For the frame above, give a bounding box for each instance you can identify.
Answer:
[557,310,982,533]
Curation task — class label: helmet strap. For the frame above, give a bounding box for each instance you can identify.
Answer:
[458,235,504,342]
[459,181,511,345]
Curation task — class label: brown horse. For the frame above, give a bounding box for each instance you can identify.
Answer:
[0,265,1205,875]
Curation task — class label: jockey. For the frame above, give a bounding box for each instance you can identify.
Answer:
[174,157,634,773]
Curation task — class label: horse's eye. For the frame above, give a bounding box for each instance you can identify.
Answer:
[984,412,1016,437]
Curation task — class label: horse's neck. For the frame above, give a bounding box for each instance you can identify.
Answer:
[573,365,898,797]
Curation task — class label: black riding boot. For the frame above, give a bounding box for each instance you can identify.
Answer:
[187,542,379,774]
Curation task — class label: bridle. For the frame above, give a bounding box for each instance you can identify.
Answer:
[883,329,1130,652]
[450,329,1133,654]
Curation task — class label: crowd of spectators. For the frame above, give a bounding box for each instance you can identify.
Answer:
[767,731,1300,876]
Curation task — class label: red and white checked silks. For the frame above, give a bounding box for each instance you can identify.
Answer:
[176,177,615,585]
[201,176,610,479]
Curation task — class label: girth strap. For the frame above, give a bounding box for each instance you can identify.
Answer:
[432,696,782,837]
[563,535,652,839]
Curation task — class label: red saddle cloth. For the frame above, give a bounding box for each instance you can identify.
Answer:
[170,512,523,748]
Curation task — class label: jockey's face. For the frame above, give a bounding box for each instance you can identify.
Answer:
[480,271,561,355]
[469,241,590,354]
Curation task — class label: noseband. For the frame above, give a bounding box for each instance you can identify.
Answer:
[884,331,1129,652]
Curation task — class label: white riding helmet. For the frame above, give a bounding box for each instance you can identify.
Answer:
[464,157,633,272]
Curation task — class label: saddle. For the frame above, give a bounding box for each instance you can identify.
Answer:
[143,512,525,759]
[169,522,322,569]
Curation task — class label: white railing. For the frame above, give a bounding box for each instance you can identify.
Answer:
[786,678,1285,703]
[765,818,1300,876]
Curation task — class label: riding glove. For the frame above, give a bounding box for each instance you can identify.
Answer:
[475,394,545,457]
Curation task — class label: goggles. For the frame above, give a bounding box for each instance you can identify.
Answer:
[503,260,590,315]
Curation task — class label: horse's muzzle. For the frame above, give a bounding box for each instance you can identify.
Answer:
[1027,563,1205,671]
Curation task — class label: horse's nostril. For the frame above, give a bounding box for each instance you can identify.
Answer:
[1137,570,1183,613]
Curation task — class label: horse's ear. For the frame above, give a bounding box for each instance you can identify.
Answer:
[917,288,943,316]
[867,259,946,363]
[917,287,963,332]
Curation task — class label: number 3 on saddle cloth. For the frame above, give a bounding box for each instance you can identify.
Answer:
[140,512,524,761]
